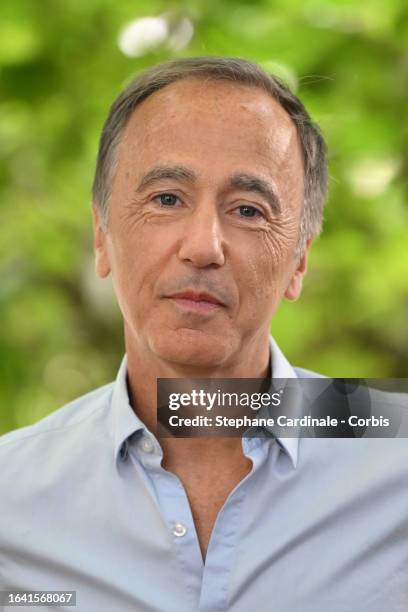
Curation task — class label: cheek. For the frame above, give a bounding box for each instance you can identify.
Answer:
[106,227,150,318]
[241,227,297,308]
[108,218,179,310]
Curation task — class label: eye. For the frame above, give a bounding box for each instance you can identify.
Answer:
[154,193,180,207]
[236,205,264,219]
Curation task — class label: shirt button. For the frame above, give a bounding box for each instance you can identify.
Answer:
[172,523,187,537]
[140,438,154,453]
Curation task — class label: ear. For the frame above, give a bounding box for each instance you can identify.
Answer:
[92,204,111,278]
[284,239,313,302]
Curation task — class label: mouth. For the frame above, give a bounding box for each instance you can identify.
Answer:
[165,291,225,314]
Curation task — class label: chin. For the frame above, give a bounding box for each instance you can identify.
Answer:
[147,327,236,369]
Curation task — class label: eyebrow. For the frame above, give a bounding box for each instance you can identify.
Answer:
[226,173,281,215]
[135,165,281,215]
[135,165,197,192]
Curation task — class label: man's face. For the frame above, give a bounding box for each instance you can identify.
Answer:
[93,78,310,368]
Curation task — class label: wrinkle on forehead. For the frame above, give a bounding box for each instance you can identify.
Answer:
[126,78,298,150]
[117,78,304,209]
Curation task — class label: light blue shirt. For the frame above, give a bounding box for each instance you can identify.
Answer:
[1,336,408,611]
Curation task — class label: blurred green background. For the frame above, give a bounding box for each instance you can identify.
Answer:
[1,0,407,434]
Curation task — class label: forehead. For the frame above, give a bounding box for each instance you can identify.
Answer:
[117,77,304,193]
[134,77,294,125]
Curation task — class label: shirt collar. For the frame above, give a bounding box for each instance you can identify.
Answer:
[267,335,300,468]
[110,355,145,464]
[110,335,300,468]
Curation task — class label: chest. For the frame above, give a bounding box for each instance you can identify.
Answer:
[170,459,253,560]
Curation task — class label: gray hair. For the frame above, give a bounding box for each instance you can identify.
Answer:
[92,56,328,256]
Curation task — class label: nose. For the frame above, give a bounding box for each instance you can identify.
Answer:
[177,200,226,268]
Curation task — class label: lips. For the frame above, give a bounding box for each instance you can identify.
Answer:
[167,291,224,306]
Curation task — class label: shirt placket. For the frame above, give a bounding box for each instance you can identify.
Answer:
[133,431,271,612]
[133,432,204,611]
[198,438,270,612]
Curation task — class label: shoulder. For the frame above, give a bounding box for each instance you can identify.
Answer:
[294,368,408,411]
[293,366,326,378]
[0,382,116,563]
[293,366,408,438]
[0,382,114,464]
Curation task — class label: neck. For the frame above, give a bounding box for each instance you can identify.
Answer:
[124,330,271,466]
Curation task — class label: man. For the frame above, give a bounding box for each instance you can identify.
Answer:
[0,57,407,612]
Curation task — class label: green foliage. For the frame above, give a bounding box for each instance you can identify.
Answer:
[1,0,407,433]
